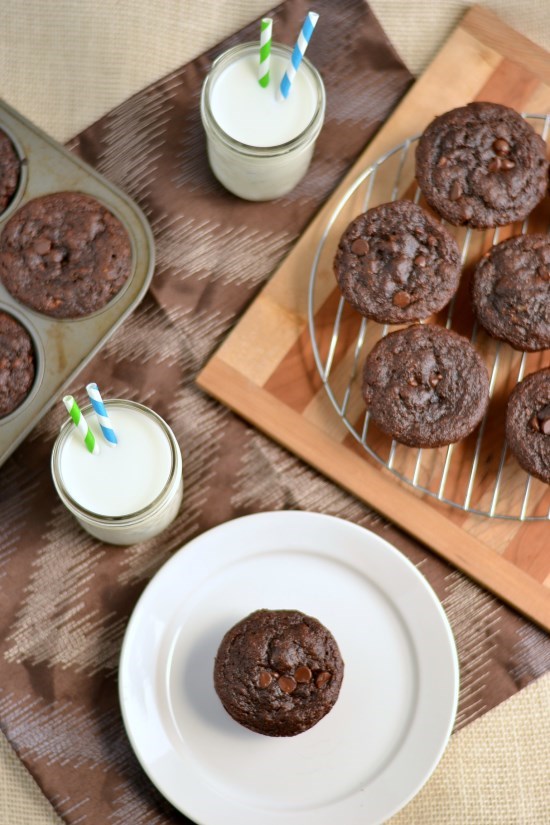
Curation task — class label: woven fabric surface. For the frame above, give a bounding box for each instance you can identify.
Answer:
[0,2,549,825]
[389,671,550,825]
[3,0,550,142]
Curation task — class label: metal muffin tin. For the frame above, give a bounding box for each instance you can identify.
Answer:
[0,100,155,466]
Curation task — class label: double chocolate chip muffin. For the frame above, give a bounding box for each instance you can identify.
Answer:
[0,192,132,318]
[362,324,490,448]
[334,200,461,324]
[214,609,344,737]
[416,102,548,228]
[472,234,550,351]
[0,129,20,215]
[0,311,35,417]
[505,369,550,484]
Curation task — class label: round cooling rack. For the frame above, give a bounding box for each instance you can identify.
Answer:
[308,114,550,521]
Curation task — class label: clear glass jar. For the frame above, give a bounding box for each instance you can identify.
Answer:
[200,42,326,201]
[51,400,183,545]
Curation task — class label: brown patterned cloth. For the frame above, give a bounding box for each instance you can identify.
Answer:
[0,1,548,823]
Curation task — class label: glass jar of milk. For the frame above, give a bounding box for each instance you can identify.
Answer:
[51,400,183,545]
[201,42,326,201]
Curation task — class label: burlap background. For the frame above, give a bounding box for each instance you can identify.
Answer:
[3,0,550,143]
[0,2,549,824]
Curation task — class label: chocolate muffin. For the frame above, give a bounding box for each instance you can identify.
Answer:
[214,609,344,737]
[0,129,20,215]
[0,311,35,417]
[362,324,490,448]
[505,369,550,483]
[334,201,461,324]
[415,102,548,228]
[0,192,132,318]
[472,234,550,351]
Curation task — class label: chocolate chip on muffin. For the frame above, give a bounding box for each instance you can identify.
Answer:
[0,311,35,417]
[472,234,550,351]
[214,609,344,736]
[0,192,132,318]
[362,324,490,448]
[334,200,461,324]
[505,369,550,483]
[415,102,548,228]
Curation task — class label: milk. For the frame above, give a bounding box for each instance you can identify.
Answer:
[52,400,183,545]
[201,42,325,200]
[210,52,317,147]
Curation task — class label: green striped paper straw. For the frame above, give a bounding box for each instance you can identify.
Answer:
[63,395,99,455]
[258,18,272,88]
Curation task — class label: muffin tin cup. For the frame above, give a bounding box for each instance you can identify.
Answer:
[0,100,155,466]
[0,302,45,426]
[0,120,28,223]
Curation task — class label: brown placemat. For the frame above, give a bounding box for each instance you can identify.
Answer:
[0,1,548,823]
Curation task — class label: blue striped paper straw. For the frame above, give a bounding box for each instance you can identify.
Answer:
[86,383,118,446]
[279,11,319,100]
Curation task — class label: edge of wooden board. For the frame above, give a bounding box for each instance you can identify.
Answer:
[463,4,550,84]
[197,358,550,632]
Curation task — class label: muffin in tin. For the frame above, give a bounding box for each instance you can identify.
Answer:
[214,609,344,737]
[0,310,35,417]
[0,128,21,215]
[0,191,132,318]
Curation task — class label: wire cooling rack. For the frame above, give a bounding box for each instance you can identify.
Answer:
[308,114,550,521]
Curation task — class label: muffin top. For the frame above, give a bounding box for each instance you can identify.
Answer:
[0,311,35,417]
[0,192,132,318]
[0,129,20,215]
[472,233,550,351]
[415,102,548,228]
[505,369,550,484]
[334,200,461,323]
[362,324,490,448]
[214,609,344,736]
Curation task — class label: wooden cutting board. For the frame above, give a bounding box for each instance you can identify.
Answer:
[197,5,550,631]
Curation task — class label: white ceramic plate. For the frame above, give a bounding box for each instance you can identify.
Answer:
[119,511,459,825]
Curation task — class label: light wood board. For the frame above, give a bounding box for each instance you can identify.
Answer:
[198,5,550,631]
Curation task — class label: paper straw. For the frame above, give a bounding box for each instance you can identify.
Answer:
[259,18,272,88]
[63,395,99,455]
[86,383,118,446]
[279,11,319,100]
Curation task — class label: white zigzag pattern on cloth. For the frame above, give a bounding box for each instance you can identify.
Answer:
[231,429,386,526]
[0,462,41,574]
[4,504,127,675]
[95,79,181,209]
[442,571,503,730]
[151,211,293,289]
